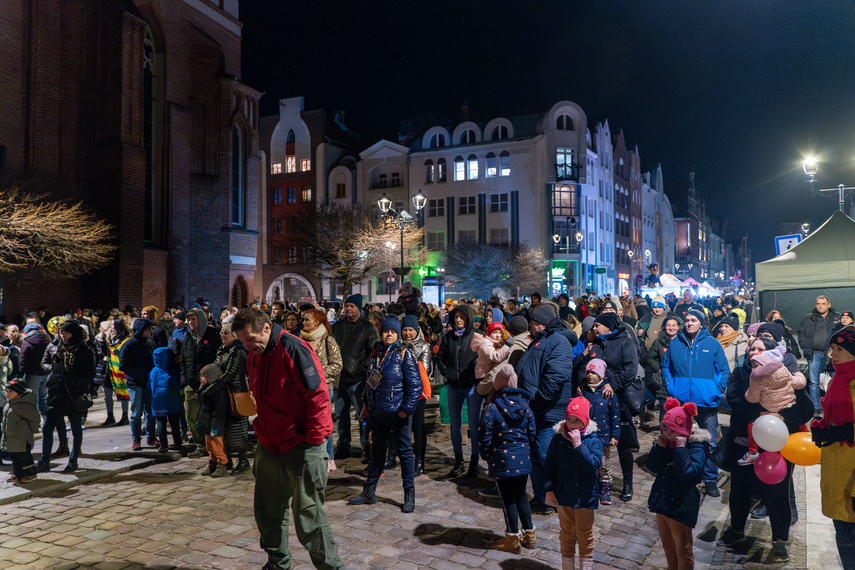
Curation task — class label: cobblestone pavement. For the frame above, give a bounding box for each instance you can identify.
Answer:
[0,405,833,569]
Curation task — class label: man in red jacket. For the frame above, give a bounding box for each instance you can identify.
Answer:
[233,308,344,570]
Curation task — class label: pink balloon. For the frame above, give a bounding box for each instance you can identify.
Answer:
[754,451,788,485]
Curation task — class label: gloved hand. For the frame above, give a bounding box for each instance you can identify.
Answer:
[812,423,855,447]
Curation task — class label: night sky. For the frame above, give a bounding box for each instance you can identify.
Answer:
[240,1,855,263]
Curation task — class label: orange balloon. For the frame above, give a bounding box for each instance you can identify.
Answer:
[780,431,821,466]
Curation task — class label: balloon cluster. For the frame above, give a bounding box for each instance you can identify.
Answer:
[751,415,821,485]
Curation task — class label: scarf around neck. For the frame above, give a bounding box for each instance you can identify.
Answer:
[718,330,740,349]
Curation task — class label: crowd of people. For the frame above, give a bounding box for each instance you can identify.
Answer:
[0,286,854,569]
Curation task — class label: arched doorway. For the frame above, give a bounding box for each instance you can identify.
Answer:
[266,273,316,304]
[232,275,248,308]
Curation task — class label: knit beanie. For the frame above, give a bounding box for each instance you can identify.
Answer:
[685,309,706,324]
[6,379,28,395]
[221,314,235,333]
[401,314,419,332]
[564,397,591,433]
[345,294,364,310]
[757,322,784,342]
[585,358,607,380]
[174,311,186,322]
[381,316,402,338]
[594,312,622,332]
[509,315,529,336]
[530,292,542,303]
[830,326,855,358]
[530,305,556,325]
[581,316,595,336]
[200,363,222,381]
[719,315,740,332]
[747,322,762,336]
[751,348,784,368]
[493,364,518,390]
[487,322,505,335]
[142,305,159,319]
[661,397,697,438]
[601,299,619,312]
[651,296,667,310]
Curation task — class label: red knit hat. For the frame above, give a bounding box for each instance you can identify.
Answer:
[661,397,698,438]
[487,322,505,335]
[565,397,591,427]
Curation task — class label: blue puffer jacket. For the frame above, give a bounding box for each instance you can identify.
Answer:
[515,317,574,426]
[543,419,603,509]
[661,327,729,407]
[645,430,710,528]
[479,388,536,479]
[150,347,182,417]
[365,340,421,418]
[582,383,621,446]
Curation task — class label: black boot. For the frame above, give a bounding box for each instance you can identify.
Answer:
[51,444,70,459]
[116,414,129,427]
[231,451,250,475]
[348,484,378,505]
[414,459,424,476]
[35,460,50,473]
[62,459,78,473]
[101,414,116,427]
[619,473,633,502]
[402,488,415,513]
[445,452,465,479]
[462,454,479,479]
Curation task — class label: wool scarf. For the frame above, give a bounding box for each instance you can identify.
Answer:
[717,330,740,349]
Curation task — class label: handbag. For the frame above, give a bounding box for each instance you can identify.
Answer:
[228,387,257,418]
[65,383,93,412]
[623,375,655,416]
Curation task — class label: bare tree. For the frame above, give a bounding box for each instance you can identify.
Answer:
[444,242,548,299]
[294,202,424,296]
[0,182,116,281]
[508,246,549,294]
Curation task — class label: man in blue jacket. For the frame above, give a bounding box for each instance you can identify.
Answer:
[661,309,728,497]
[515,305,574,515]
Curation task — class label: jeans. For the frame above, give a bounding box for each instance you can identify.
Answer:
[529,423,558,503]
[24,374,48,416]
[42,409,82,462]
[833,519,855,569]
[103,383,128,418]
[496,474,532,533]
[156,412,182,449]
[695,405,719,484]
[129,387,156,443]
[447,384,482,456]
[365,414,415,489]
[809,352,825,411]
[335,380,368,450]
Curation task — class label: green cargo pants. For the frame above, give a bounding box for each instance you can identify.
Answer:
[254,441,344,569]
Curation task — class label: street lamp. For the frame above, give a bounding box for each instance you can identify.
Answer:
[802,159,853,212]
[801,222,811,237]
[675,262,680,272]
[377,191,426,289]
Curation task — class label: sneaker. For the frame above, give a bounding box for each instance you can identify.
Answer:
[6,474,17,482]
[716,527,745,547]
[705,482,721,497]
[737,451,759,466]
[157,446,169,453]
[529,499,556,516]
[750,504,768,519]
[600,490,612,506]
[146,438,160,447]
[18,475,37,483]
[132,441,142,452]
[479,486,499,497]
[769,540,789,562]
[188,448,207,459]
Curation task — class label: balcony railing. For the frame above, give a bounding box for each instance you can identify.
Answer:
[555,163,580,182]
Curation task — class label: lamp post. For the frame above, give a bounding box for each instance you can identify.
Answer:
[378,190,426,289]
[627,249,635,296]
[552,229,585,295]
[803,159,853,212]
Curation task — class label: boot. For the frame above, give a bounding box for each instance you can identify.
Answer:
[562,557,576,570]
[522,529,537,548]
[226,457,234,471]
[492,532,521,554]
[414,458,424,476]
[348,484,378,505]
[619,473,633,502]
[579,558,593,570]
[600,482,612,505]
[51,444,70,459]
[62,460,78,473]
[401,488,415,513]
[462,454,479,479]
[101,414,116,427]
[231,458,251,475]
[445,452,465,479]
[35,460,50,473]
[200,461,216,476]
[210,463,229,478]
[435,423,451,443]
[116,414,129,426]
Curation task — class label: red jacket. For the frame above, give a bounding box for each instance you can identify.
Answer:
[247,326,332,455]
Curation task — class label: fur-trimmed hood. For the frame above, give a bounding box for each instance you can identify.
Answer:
[686,428,712,444]
[552,418,599,438]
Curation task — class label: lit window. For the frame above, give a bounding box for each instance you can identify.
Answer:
[285,156,296,173]
[454,156,465,181]
[429,133,445,148]
[556,114,574,130]
[437,158,447,182]
[334,183,346,199]
[500,151,511,176]
[273,187,282,205]
[491,125,508,140]
[301,159,311,172]
[459,196,476,215]
[459,129,475,144]
[425,160,434,183]
[428,199,444,217]
[458,230,476,245]
[490,228,509,244]
[467,155,478,180]
[287,187,297,204]
[271,163,282,174]
[427,232,445,251]
[486,153,497,178]
[302,186,312,202]
[552,184,577,216]
[489,193,508,213]
[556,147,577,180]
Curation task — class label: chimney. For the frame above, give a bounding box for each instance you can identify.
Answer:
[460,101,470,121]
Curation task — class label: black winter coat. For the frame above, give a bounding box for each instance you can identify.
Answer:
[20,330,50,376]
[646,436,708,528]
[120,319,155,390]
[436,305,478,390]
[46,337,96,416]
[544,421,602,509]
[180,309,222,390]
[645,329,677,399]
[515,317,574,426]
[331,317,380,383]
[798,308,841,357]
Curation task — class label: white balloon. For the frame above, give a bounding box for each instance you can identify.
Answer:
[752,414,789,453]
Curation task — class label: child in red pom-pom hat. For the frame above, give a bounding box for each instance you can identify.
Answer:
[646,397,711,570]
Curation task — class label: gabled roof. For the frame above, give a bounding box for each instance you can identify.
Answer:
[359,139,410,160]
